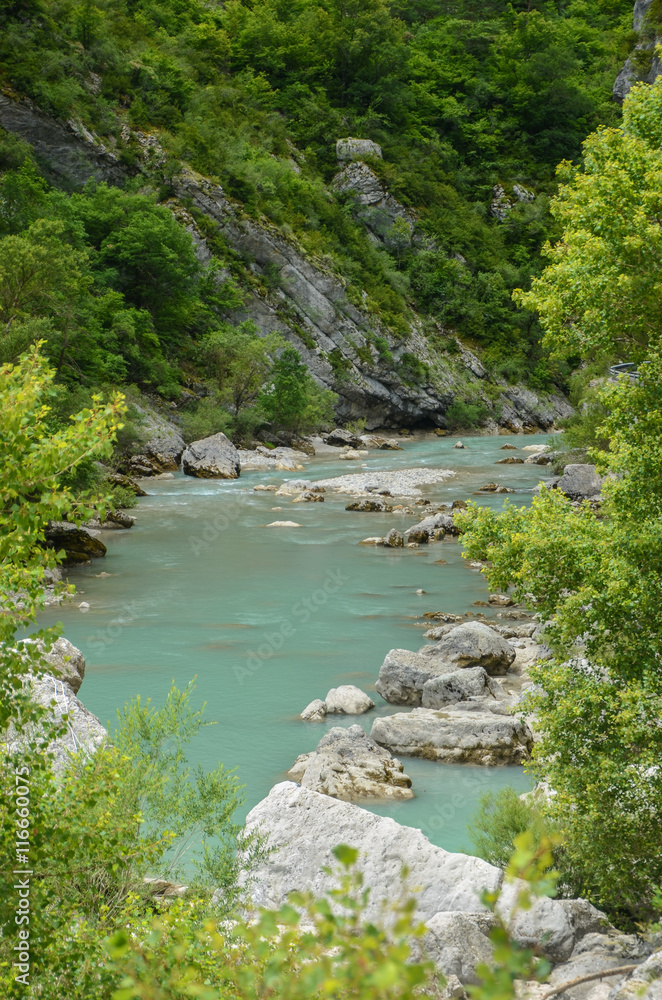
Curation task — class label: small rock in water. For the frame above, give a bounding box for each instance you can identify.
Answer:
[453,441,465,449]
[325,685,374,715]
[416,589,426,595]
[266,521,302,527]
[383,528,404,548]
[434,558,447,564]
[78,602,90,611]
[291,491,324,503]
[346,498,393,512]
[254,484,278,492]
[452,499,468,509]
[359,537,384,545]
[300,699,327,722]
[489,594,514,607]
[271,507,283,510]
[495,457,524,464]
[500,444,518,450]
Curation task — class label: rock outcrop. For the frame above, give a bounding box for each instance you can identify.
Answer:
[45,522,107,565]
[181,432,240,479]
[371,707,533,765]
[241,782,609,971]
[614,0,662,102]
[287,725,413,801]
[127,403,185,475]
[7,640,106,772]
[555,464,607,501]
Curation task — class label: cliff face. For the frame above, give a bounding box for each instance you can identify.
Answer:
[614,0,662,103]
[0,93,573,431]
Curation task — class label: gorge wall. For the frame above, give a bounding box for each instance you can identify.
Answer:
[0,92,572,432]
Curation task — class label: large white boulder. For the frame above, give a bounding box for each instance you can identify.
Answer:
[421,667,504,708]
[240,782,609,971]
[427,622,516,676]
[182,432,240,479]
[325,685,374,715]
[375,648,457,706]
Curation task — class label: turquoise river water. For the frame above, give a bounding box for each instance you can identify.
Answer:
[40,432,554,853]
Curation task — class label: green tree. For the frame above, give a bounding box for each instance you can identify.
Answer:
[515,78,662,361]
[456,351,662,923]
[259,345,336,433]
[201,323,285,415]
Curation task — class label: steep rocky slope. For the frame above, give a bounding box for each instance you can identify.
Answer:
[0,92,572,431]
[614,0,662,102]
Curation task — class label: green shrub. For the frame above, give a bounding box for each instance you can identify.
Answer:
[445,399,489,430]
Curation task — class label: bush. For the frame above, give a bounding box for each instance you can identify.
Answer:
[180,397,233,443]
[445,399,489,430]
[467,788,548,871]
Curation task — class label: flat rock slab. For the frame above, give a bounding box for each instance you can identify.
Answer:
[371,707,533,765]
[287,725,413,801]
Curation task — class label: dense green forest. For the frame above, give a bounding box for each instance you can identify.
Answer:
[0,0,639,440]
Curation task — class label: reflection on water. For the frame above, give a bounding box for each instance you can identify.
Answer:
[40,432,553,851]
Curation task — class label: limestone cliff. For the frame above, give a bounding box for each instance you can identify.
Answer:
[614,0,662,102]
[0,92,572,431]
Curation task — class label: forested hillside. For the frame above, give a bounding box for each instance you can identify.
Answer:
[0,0,638,444]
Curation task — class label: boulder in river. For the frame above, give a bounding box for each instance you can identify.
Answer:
[383,528,404,548]
[300,699,327,722]
[326,428,361,448]
[556,463,607,501]
[181,432,240,479]
[375,648,457,706]
[371,707,534,765]
[291,491,324,503]
[404,512,456,544]
[426,621,516,676]
[421,667,504,708]
[45,522,107,565]
[495,457,524,464]
[346,498,393,512]
[287,725,413,801]
[240,782,610,969]
[325,685,374,715]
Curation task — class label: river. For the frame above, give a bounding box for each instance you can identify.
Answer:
[41,432,553,853]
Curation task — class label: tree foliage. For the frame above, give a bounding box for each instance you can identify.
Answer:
[515,79,662,362]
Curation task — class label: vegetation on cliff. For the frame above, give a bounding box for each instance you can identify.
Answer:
[0,0,639,440]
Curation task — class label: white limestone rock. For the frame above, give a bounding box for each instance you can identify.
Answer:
[324,685,374,715]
